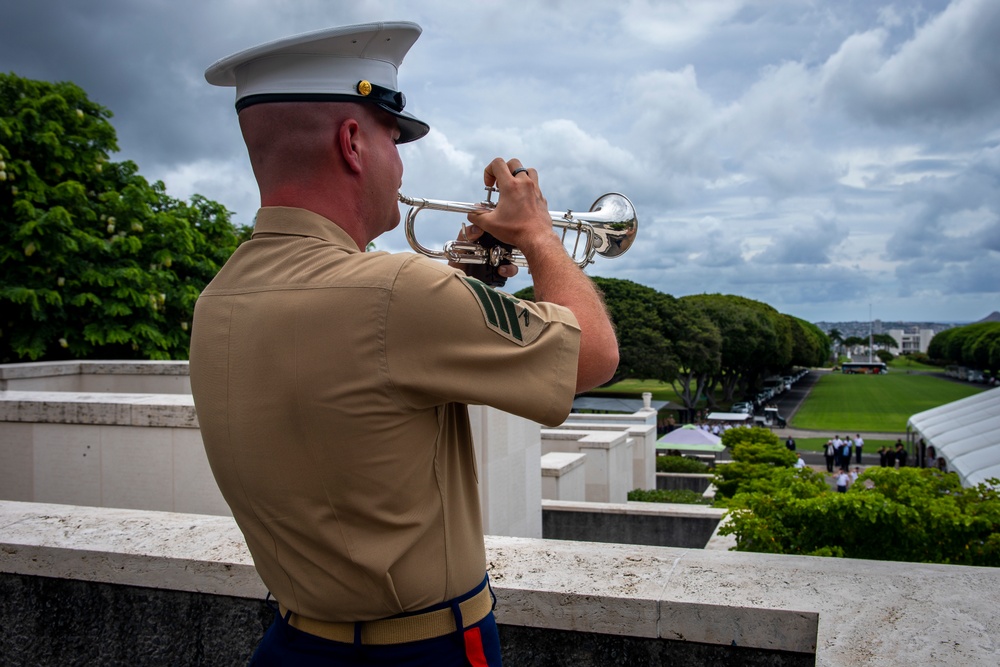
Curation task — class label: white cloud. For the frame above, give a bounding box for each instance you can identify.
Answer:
[1,0,996,322]
[620,0,747,48]
[820,0,1000,128]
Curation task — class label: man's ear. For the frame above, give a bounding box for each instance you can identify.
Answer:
[339,118,363,175]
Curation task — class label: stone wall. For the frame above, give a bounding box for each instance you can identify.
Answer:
[0,501,818,666]
[657,472,714,493]
[0,574,816,667]
[542,499,724,549]
[6,500,1000,665]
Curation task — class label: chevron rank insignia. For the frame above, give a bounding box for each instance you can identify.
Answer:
[461,277,542,346]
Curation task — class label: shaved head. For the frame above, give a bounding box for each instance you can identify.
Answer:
[239,102,361,192]
[237,101,403,246]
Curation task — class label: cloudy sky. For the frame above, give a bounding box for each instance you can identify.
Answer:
[3,0,998,324]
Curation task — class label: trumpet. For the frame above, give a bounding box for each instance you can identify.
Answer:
[399,187,638,274]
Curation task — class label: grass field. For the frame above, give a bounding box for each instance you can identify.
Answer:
[790,372,984,432]
[887,357,942,373]
[591,365,986,435]
[588,379,691,404]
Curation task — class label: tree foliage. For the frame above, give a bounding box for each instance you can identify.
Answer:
[720,467,1000,567]
[0,73,249,362]
[681,294,826,404]
[929,322,1000,377]
[711,427,824,501]
[713,427,1000,566]
[656,455,710,474]
[516,282,829,402]
[515,277,721,389]
[786,315,831,368]
[627,488,711,505]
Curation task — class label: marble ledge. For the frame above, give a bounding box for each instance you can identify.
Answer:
[0,500,809,654]
[4,500,1000,665]
[540,452,586,476]
[541,429,629,448]
[0,390,198,427]
[0,360,190,380]
[543,499,726,520]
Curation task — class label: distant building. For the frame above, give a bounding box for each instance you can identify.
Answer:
[888,328,935,354]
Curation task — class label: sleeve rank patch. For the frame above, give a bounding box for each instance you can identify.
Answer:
[461,277,543,346]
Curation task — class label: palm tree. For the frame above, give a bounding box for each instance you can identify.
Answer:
[828,328,844,361]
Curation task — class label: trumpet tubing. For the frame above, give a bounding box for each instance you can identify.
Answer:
[399,188,638,269]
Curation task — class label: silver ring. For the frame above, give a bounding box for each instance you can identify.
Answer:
[511,167,529,177]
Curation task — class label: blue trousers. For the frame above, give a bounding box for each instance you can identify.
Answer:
[249,578,503,666]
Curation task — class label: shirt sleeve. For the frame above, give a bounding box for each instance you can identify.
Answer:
[384,256,581,427]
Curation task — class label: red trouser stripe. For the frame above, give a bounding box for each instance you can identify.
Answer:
[464,626,489,667]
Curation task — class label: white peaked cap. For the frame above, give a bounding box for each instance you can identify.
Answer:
[205,22,429,143]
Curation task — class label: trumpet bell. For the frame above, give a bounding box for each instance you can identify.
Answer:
[583,193,637,260]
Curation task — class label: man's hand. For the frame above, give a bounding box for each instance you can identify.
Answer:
[447,222,519,282]
[462,157,620,393]
[465,158,561,261]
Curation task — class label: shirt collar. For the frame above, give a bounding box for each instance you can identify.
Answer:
[251,207,361,251]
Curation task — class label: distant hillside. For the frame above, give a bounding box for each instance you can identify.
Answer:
[813,320,957,338]
[814,314,999,339]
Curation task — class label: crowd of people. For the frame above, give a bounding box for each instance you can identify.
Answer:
[819,434,870,472]
[785,434,951,492]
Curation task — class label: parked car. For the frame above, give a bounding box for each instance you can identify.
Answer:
[731,401,754,414]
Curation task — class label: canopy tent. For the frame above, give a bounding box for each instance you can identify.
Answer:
[907,387,1000,487]
[657,442,726,453]
[656,424,726,452]
[571,397,683,413]
[706,412,751,422]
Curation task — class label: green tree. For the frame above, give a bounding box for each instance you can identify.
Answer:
[589,277,683,384]
[515,277,721,389]
[872,333,898,350]
[683,294,791,403]
[710,427,822,502]
[928,322,1000,379]
[927,327,954,362]
[662,296,721,410]
[720,467,1000,566]
[828,327,843,360]
[0,73,249,362]
[787,315,830,368]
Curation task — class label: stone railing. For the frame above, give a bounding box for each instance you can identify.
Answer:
[1,501,814,666]
[5,500,999,666]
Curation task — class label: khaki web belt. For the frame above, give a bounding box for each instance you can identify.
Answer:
[279,584,493,645]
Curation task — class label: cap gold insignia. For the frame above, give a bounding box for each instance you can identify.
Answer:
[357,80,373,96]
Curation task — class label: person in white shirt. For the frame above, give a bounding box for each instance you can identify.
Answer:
[835,470,850,493]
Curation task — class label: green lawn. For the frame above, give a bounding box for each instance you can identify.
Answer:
[589,379,702,405]
[888,357,945,373]
[790,372,984,432]
[592,366,985,435]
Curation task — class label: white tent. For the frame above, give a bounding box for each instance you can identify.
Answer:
[656,424,726,452]
[706,412,751,422]
[907,387,1000,487]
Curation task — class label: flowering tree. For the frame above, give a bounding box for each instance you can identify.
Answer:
[0,73,249,362]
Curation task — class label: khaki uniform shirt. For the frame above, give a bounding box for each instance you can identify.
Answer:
[189,207,580,622]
